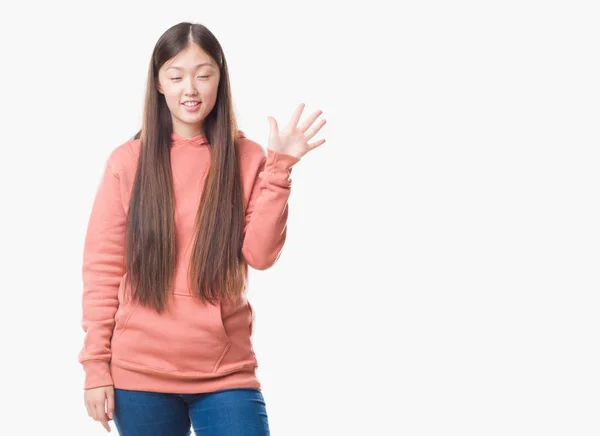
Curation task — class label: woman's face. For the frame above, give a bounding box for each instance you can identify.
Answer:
[157,44,220,137]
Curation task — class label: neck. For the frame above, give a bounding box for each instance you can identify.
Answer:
[172,122,204,139]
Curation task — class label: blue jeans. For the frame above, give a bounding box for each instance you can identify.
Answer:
[113,387,270,435]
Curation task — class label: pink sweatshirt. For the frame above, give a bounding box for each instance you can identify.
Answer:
[78,131,299,393]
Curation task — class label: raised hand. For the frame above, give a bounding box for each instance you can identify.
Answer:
[266,103,327,160]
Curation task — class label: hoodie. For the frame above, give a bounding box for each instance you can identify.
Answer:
[78,130,299,393]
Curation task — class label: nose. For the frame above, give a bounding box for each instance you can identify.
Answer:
[184,77,198,95]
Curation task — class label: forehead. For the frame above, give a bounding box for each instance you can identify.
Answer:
[163,45,217,71]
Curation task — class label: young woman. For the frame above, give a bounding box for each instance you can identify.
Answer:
[78,22,326,435]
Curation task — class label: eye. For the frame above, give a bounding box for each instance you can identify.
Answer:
[170,77,181,81]
[198,76,209,79]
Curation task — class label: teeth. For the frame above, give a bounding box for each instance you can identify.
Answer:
[183,102,200,106]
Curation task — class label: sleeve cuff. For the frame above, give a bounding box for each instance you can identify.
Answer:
[266,149,301,171]
[82,360,114,390]
[264,149,301,187]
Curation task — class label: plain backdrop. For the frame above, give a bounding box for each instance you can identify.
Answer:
[0,1,598,435]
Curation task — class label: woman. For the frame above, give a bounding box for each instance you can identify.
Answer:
[78,22,326,435]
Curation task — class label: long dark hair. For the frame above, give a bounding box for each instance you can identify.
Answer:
[125,22,247,313]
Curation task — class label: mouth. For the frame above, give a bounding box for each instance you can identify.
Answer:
[181,101,201,111]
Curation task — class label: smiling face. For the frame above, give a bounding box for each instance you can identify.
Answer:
[156,43,221,138]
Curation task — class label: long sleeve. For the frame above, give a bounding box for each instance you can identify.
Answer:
[78,157,126,389]
[242,148,300,270]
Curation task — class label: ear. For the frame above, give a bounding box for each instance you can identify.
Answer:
[156,78,163,94]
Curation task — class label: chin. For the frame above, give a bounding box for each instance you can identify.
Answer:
[180,112,203,120]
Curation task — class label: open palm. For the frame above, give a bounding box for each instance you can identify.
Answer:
[267,103,327,160]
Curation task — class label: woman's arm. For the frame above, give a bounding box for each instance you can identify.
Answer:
[78,155,126,389]
[241,103,326,270]
[241,148,300,270]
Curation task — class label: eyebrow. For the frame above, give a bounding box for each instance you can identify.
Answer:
[166,62,214,70]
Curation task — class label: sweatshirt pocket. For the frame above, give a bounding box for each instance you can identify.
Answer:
[111,294,231,374]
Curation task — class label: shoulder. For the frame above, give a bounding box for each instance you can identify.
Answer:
[105,138,140,176]
[237,130,266,165]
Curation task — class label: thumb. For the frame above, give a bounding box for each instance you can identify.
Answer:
[267,116,279,135]
[106,389,114,420]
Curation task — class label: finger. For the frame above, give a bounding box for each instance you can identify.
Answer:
[298,110,323,133]
[93,403,111,432]
[106,389,115,420]
[267,116,279,137]
[93,403,109,422]
[90,403,100,421]
[307,138,326,151]
[304,118,326,140]
[286,103,305,131]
